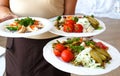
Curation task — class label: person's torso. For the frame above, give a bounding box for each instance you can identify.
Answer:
[10,0,64,39]
[10,0,64,18]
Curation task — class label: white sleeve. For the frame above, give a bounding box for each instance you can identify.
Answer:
[75,0,120,19]
[94,0,115,13]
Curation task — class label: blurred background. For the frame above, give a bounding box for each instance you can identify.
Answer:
[75,0,120,19]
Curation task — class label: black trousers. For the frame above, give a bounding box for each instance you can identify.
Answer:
[5,37,70,76]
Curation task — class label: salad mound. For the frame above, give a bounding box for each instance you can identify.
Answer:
[54,15,102,33]
[5,17,44,33]
[52,37,112,69]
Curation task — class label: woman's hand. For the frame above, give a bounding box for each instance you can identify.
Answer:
[0,0,18,23]
[0,13,18,23]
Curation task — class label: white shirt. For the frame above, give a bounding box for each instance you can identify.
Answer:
[75,0,120,19]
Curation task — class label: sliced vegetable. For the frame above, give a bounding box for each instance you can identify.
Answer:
[6,26,19,31]
[52,37,111,68]
[61,49,74,62]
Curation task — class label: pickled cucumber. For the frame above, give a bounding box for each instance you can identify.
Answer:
[95,47,111,60]
[90,49,103,65]
[95,50,107,61]
[86,16,99,29]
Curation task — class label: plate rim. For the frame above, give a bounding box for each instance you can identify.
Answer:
[43,37,120,75]
[0,17,53,38]
[49,15,106,37]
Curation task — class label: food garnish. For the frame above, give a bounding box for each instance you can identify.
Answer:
[54,15,102,33]
[5,17,44,33]
[52,37,111,69]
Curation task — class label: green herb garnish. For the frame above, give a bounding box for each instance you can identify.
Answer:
[85,40,95,46]
[18,17,35,27]
[70,45,84,52]
[56,16,61,21]
[66,37,80,44]
[72,16,79,22]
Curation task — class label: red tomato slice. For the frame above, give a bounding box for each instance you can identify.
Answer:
[61,49,74,62]
[65,20,76,25]
[53,49,61,57]
[54,43,66,52]
[95,42,108,50]
[74,24,83,33]
[63,24,74,32]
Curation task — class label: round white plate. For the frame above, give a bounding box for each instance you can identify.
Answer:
[0,17,53,38]
[0,56,5,76]
[0,47,5,56]
[49,16,106,37]
[43,37,120,75]
[0,46,5,76]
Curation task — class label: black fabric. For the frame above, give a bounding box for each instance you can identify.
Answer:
[5,37,70,76]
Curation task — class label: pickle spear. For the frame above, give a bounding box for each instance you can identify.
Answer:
[95,50,107,61]
[86,16,99,29]
[95,47,112,60]
[90,49,103,65]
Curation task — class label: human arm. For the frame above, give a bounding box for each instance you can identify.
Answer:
[64,0,77,15]
[0,0,17,22]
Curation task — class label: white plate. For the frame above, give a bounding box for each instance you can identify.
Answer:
[0,56,5,76]
[49,16,106,37]
[0,47,5,56]
[0,17,53,38]
[43,37,120,75]
[0,47,5,76]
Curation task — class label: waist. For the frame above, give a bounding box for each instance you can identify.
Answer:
[25,32,59,39]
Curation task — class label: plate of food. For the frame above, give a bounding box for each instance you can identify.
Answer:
[43,37,120,75]
[49,15,106,37]
[0,17,53,37]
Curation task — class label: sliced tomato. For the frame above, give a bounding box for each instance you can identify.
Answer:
[74,24,83,33]
[79,38,83,43]
[95,42,108,50]
[61,49,74,62]
[54,43,66,52]
[63,24,74,32]
[53,49,61,57]
[65,20,76,25]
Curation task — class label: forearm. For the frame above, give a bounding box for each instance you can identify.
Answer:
[64,0,77,15]
[0,0,12,18]
[0,6,12,18]
[0,0,17,22]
